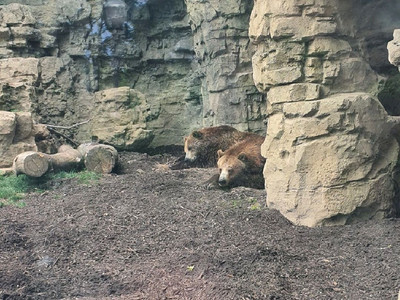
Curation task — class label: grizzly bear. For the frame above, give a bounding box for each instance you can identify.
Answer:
[215,133,265,189]
[170,125,254,169]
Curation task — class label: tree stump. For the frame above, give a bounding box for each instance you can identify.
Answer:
[77,143,118,174]
[13,151,49,177]
[46,145,83,171]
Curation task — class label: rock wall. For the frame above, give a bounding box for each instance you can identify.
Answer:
[0,0,265,155]
[0,111,37,168]
[185,0,266,133]
[250,0,400,226]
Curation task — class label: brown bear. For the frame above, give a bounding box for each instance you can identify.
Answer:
[216,133,266,189]
[170,125,254,169]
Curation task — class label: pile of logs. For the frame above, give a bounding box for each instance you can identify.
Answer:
[1,143,118,177]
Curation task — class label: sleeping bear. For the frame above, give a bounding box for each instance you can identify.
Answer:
[216,133,265,189]
[170,125,254,169]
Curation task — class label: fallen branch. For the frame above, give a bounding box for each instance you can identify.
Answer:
[47,127,79,147]
[42,119,91,130]
[40,119,92,147]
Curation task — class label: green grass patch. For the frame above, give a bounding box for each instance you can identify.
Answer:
[51,170,101,184]
[0,170,101,208]
[0,174,34,207]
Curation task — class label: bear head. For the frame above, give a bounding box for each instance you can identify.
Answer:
[217,149,249,187]
[184,130,204,162]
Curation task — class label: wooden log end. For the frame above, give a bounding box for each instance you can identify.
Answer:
[13,151,49,177]
[84,145,118,174]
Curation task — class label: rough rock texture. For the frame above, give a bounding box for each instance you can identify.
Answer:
[265,93,399,227]
[388,29,400,71]
[0,0,265,153]
[90,87,154,150]
[185,0,266,133]
[0,111,37,168]
[250,0,400,226]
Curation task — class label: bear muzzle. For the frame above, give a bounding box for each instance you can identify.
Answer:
[218,170,229,187]
[184,153,196,162]
[218,179,228,187]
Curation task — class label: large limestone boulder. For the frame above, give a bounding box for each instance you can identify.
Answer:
[388,29,400,71]
[250,0,400,226]
[0,111,37,168]
[89,87,154,151]
[264,93,398,227]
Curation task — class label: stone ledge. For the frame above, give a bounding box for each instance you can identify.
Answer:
[268,83,321,104]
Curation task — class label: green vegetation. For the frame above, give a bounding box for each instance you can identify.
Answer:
[0,170,101,208]
[51,170,101,184]
[0,175,32,207]
[230,197,262,210]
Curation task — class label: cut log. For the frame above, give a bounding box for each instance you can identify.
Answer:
[11,143,116,177]
[13,151,49,177]
[77,143,118,174]
[45,145,83,171]
[12,145,83,177]
[0,167,14,176]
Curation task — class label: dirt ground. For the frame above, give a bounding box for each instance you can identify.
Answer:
[1,151,400,300]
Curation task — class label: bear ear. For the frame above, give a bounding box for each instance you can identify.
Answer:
[217,149,224,159]
[238,153,248,162]
[192,131,203,139]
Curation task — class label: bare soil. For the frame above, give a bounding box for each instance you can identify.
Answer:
[1,151,400,300]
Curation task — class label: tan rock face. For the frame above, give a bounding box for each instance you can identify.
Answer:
[185,0,266,133]
[264,94,398,227]
[0,58,39,112]
[0,0,265,153]
[0,111,37,168]
[90,87,154,151]
[250,0,400,226]
[388,29,400,71]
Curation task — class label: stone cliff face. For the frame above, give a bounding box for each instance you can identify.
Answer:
[185,0,265,132]
[0,0,265,152]
[250,0,400,226]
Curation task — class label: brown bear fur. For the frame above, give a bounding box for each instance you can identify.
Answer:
[179,125,255,168]
[216,133,265,189]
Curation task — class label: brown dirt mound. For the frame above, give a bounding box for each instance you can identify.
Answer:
[1,152,400,300]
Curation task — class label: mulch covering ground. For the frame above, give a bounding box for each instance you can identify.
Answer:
[1,152,400,300]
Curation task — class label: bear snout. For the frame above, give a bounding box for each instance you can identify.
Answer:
[218,178,228,186]
[184,152,196,162]
[218,170,229,186]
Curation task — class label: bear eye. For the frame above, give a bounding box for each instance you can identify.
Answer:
[228,169,233,174]
[188,146,193,151]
